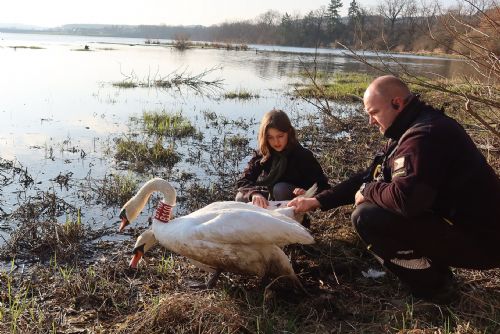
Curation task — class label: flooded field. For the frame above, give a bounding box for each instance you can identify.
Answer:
[0,33,468,229]
[0,33,498,334]
[0,31,477,260]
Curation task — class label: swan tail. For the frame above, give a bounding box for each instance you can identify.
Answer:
[301,183,317,198]
[277,227,314,247]
[294,232,315,245]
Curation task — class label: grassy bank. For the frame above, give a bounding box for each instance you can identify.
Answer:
[1,194,498,333]
[295,71,498,151]
[294,72,374,102]
[0,84,498,333]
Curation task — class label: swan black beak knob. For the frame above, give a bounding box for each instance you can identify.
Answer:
[119,209,130,232]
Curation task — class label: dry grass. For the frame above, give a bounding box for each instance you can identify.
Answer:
[115,291,246,334]
[0,212,498,333]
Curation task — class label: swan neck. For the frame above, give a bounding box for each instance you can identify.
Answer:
[136,178,176,206]
[125,178,176,223]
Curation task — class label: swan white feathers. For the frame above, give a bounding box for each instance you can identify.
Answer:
[120,178,315,286]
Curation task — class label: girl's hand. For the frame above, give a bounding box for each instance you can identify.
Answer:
[251,193,269,208]
[293,188,306,196]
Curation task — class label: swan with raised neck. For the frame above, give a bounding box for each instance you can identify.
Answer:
[119,178,176,231]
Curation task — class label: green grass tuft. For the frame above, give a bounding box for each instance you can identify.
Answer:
[224,89,259,100]
[112,81,138,88]
[142,111,200,138]
[98,173,139,206]
[115,138,181,170]
[296,71,374,101]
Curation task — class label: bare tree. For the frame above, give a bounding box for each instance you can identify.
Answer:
[348,0,367,46]
[256,10,282,26]
[377,0,409,39]
[173,33,191,50]
[255,10,282,43]
[341,0,500,139]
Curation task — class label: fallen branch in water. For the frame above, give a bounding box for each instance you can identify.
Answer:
[113,66,224,96]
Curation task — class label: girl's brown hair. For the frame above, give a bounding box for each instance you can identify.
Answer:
[257,109,297,162]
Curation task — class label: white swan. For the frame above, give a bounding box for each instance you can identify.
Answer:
[119,178,314,288]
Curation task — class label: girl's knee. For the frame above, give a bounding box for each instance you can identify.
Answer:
[272,182,295,200]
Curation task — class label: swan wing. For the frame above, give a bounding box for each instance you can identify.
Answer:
[185,201,260,216]
[186,201,296,222]
[180,209,314,246]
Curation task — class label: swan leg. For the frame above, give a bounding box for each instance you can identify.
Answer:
[206,270,222,289]
[290,275,310,296]
[186,270,222,289]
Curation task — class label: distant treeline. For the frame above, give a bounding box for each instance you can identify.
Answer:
[2,0,498,54]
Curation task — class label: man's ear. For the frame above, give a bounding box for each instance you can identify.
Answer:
[391,96,406,110]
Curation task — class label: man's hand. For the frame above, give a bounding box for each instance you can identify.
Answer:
[354,190,366,206]
[287,197,320,213]
[251,193,269,208]
[293,188,306,196]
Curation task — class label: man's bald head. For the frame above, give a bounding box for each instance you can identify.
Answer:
[363,76,413,134]
[364,75,411,102]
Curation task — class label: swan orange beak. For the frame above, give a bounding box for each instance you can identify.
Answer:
[129,251,144,268]
[119,209,129,232]
[130,244,145,268]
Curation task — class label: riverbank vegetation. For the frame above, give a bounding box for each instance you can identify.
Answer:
[295,0,499,141]
[294,72,373,102]
[7,45,44,50]
[115,138,181,172]
[0,90,498,332]
[8,0,498,55]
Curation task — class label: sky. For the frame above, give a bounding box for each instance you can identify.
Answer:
[1,0,458,28]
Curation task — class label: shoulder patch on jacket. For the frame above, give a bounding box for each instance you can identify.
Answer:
[394,156,405,170]
[392,156,407,178]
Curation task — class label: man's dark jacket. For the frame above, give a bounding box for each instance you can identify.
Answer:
[237,143,330,201]
[315,97,500,237]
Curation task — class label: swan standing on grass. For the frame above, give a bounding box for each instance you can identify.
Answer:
[119,178,315,288]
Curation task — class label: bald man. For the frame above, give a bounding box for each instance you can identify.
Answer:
[289,75,500,302]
